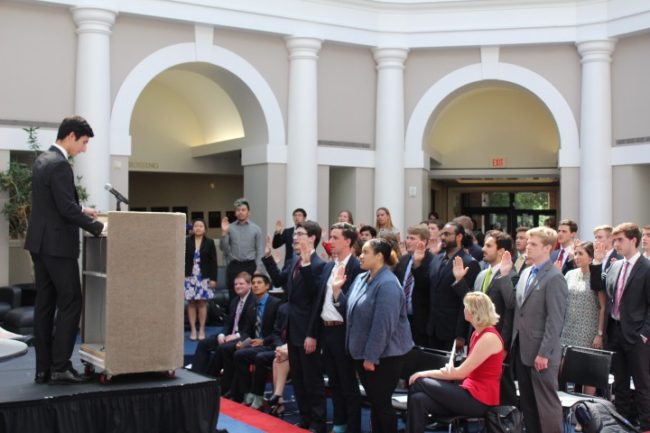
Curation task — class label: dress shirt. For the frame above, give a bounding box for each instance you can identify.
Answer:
[255,293,269,338]
[611,252,641,320]
[229,292,250,336]
[402,255,415,315]
[321,253,351,322]
[481,263,500,293]
[52,142,69,160]
[220,219,264,266]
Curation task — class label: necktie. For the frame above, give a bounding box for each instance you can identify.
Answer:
[292,257,303,283]
[403,270,414,302]
[233,298,244,333]
[255,300,263,338]
[515,255,525,273]
[481,267,493,293]
[612,261,630,319]
[524,267,539,298]
[556,248,565,266]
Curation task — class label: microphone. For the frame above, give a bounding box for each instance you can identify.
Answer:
[104,183,129,205]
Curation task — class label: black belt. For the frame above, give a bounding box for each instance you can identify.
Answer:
[230,259,255,265]
[323,320,344,327]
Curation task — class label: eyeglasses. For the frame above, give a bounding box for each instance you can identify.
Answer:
[293,231,308,237]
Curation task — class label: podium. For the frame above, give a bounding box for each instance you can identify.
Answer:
[80,212,185,380]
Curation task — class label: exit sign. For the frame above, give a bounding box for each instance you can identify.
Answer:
[492,157,506,168]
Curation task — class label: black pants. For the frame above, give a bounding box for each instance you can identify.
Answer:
[356,354,405,433]
[608,319,650,430]
[231,346,274,400]
[406,378,488,433]
[226,260,256,302]
[514,348,562,433]
[322,324,361,433]
[428,334,454,352]
[192,337,238,382]
[32,253,82,373]
[288,342,326,427]
[408,315,428,348]
[500,352,518,407]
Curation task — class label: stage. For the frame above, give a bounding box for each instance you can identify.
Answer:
[0,346,219,433]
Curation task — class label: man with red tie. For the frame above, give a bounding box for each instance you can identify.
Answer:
[551,218,578,275]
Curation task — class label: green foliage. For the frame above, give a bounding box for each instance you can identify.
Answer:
[0,127,41,238]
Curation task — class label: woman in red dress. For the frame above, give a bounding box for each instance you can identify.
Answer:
[407,291,505,433]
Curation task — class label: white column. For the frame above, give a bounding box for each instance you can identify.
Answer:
[373,47,408,232]
[285,37,321,221]
[72,7,116,212]
[576,40,615,238]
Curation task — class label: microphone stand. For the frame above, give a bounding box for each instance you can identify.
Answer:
[115,198,125,212]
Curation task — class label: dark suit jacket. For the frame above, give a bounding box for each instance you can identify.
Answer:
[262,251,326,346]
[265,302,289,348]
[242,294,281,340]
[496,261,568,366]
[551,248,576,275]
[24,146,103,258]
[222,292,256,339]
[456,267,515,349]
[312,255,361,337]
[272,227,294,264]
[599,256,650,346]
[395,250,434,339]
[426,249,480,343]
[184,235,218,280]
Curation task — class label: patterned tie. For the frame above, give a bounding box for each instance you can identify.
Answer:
[524,267,539,298]
[233,298,244,333]
[612,261,630,319]
[556,248,565,266]
[403,271,414,301]
[481,267,493,293]
[255,300,263,339]
[515,255,525,273]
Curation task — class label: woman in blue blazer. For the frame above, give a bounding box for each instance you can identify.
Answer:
[332,238,414,433]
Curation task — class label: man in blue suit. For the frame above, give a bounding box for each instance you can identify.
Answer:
[312,222,361,433]
[263,220,327,433]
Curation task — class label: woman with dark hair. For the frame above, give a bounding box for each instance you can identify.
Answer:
[338,210,354,225]
[184,219,218,340]
[331,238,413,433]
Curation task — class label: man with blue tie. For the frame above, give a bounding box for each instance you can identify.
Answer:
[496,227,568,433]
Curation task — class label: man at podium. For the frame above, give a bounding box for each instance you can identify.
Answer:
[24,116,104,385]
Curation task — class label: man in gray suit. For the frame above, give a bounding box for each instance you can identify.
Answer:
[495,227,568,433]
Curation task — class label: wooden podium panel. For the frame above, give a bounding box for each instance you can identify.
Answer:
[82,212,185,376]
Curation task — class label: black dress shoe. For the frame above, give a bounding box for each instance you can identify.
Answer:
[34,371,50,384]
[49,367,92,385]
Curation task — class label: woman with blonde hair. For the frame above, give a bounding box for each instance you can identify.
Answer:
[407,292,505,433]
[375,207,400,240]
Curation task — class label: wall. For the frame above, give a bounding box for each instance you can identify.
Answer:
[0,2,76,123]
[405,168,430,228]
[0,150,8,285]
[613,165,650,226]
[560,166,580,225]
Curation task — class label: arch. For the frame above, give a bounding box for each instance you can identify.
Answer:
[109,42,286,162]
[405,62,579,169]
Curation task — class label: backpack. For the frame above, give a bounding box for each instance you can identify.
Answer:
[485,405,524,433]
[572,399,639,433]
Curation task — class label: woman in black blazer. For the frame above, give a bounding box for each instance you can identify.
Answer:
[184,219,218,340]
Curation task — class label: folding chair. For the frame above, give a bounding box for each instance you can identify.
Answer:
[557,345,614,433]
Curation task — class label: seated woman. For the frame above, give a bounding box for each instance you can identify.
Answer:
[407,292,504,433]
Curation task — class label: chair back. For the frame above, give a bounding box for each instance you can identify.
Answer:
[559,346,614,393]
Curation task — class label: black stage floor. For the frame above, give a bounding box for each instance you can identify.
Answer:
[0,346,220,433]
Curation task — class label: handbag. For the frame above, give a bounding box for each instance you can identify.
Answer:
[485,405,524,433]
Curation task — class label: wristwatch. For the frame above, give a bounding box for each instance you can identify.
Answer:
[597,330,603,336]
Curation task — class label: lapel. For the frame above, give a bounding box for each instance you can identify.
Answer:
[621,258,643,299]
[606,260,623,299]
[474,269,487,292]
[487,268,501,292]
[519,262,552,307]
[347,271,373,315]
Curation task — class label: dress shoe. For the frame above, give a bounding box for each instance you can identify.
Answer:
[309,422,326,433]
[49,367,92,385]
[34,371,50,384]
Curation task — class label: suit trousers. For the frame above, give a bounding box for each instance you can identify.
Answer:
[406,378,488,433]
[356,354,405,433]
[322,324,361,433]
[32,253,82,373]
[231,346,274,400]
[515,349,563,433]
[225,260,256,303]
[288,342,326,426]
[211,340,238,393]
[407,315,428,347]
[608,319,650,429]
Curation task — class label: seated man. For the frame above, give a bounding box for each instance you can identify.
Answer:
[232,299,289,408]
[191,272,255,386]
[407,292,505,433]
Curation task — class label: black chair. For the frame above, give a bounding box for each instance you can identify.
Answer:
[0,286,21,324]
[558,345,614,433]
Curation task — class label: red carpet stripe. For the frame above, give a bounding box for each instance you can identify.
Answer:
[219,398,308,433]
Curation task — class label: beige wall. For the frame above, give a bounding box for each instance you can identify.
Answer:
[0,2,75,123]
[128,172,243,243]
[428,85,559,168]
[500,44,581,129]
[612,32,650,141]
[213,28,289,129]
[613,164,650,226]
[318,165,331,231]
[319,43,376,146]
[243,163,286,237]
[560,166,579,222]
[111,14,193,104]
[328,167,375,227]
[405,168,430,228]
[0,150,9,285]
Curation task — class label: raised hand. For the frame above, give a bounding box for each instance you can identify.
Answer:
[593,240,606,264]
[299,238,311,265]
[500,250,513,276]
[275,219,284,234]
[221,217,230,234]
[413,240,426,268]
[264,234,273,257]
[452,256,469,282]
[331,264,347,298]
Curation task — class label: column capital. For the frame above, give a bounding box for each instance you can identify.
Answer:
[71,7,117,36]
[285,37,322,61]
[576,39,616,64]
[372,47,409,70]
